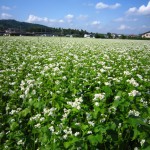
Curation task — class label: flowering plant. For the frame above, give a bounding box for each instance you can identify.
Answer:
[0,37,150,149]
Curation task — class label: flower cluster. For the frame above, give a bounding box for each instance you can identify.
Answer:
[63,127,73,139]
[61,108,71,121]
[93,93,105,101]
[100,114,107,123]
[128,90,141,97]
[9,108,22,115]
[43,107,57,116]
[17,139,24,145]
[67,97,83,110]
[0,37,149,149]
[128,110,140,117]
[30,114,42,121]
[108,106,117,114]
[127,78,139,87]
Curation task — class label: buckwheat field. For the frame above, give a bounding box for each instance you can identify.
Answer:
[0,37,150,150]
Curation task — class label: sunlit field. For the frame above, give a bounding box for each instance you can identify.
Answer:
[0,36,150,150]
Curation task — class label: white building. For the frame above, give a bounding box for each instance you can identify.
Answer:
[141,31,150,38]
[84,34,91,38]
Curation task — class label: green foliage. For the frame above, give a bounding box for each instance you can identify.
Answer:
[0,19,89,37]
[95,33,105,38]
[0,37,150,149]
[88,134,103,145]
[10,122,19,131]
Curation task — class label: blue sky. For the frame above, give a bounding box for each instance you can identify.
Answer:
[0,0,150,34]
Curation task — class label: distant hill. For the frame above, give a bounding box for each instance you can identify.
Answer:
[0,19,49,31]
[0,19,88,36]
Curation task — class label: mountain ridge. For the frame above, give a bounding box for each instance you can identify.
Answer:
[0,19,88,36]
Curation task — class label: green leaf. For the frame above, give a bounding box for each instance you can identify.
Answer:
[96,134,103,143]
[81,124,89,131]
[94,127,100,133]
[88,134,103,145]
[113,100,120,107]
[19,108,30,117]
[116,91,122,96]
[88,135,98,145]
[102,86,112,97]
[128,117,150,128]
[64,137,79,148]
[93,107,100,119]
[41,126,48,133]
[132,129,140,140]
[143,146,150,150]
[87,134,103,145]
[39,133,48,143]
[55,102,60,110]
[64,141,72,149]
[94,126,106,134]
[10,122,19,131]
[110,122,116,130]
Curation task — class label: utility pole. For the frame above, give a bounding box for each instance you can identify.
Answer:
[60,28,63,48]
[20,25,22,35]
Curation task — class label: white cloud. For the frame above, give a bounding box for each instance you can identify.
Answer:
[27,15,48,23]
[127,7,137,14]
[26,14,64,25]
[59,19,64,23]
[90,21,102,30]
[1,5,11,10]
[118,24,131,30]
[65,14,74,23]
[110,3,121,9]
[96,2,121,9]
[77,15,88,20]
[91,21,101,25]
[127,1,150,15]
[96,2,108,9]
[114,17,138,22]
[65,14,74,20]
[0,13,12,19]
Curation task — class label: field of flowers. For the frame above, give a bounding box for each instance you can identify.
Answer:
[0,36,150,150]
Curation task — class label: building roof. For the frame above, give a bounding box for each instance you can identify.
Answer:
[141,31,150,35]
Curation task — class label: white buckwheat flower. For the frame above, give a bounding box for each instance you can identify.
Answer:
[124,71,131,76]
[118,123,122,128]
[67,97,83,110]
[128,90,141,97]
[88,121,95,126]
[127,78,139,87]
[137,74,143,80]
[93,93,105,101]
[128,110,140,117]
[75,123,80,126]
[140,139,145,146]
[74,132,80,136]
[95,102,99,106]
[100,118,106,123]
[63,134,68,139]
[87,131,92,134]
[114,96,120,100]
[49,126,54,132]
[17,139,24,145]
[34,123,41,128]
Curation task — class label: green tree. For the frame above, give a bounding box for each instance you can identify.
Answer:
[107,32,112,38]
